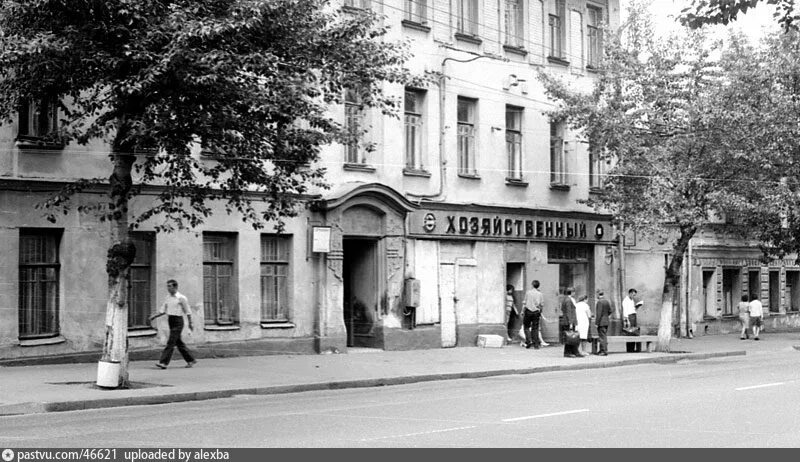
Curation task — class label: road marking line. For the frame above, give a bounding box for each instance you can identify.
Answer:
[502,409,590,422]
[359,425,477,442]
[735,382,785,391]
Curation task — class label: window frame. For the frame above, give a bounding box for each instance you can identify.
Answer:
[586,5,604,68]
[504,0,524,48]
[589,144,608,190]
[405,0,427,24]
[457,97,478,176]
[260,235,291,323]
[404,89,426,171]
[16,97,64,149]
[343,0,370,10]
[344,89,364,165]
[18,229,61,340]
[128,232,155,330]
[548,0,567,61]
[456,0,479,36]
[505,105,523,181]
[202,233,238,326]
[550,122,567,186]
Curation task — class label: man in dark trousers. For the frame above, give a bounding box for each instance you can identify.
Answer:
[150,279,197,369]
[594,290,613,356]
[560,287,582,358]
[522,280,543,349]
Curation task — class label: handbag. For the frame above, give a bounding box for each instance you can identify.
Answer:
[622,326,640,336]
[564,329,580,346]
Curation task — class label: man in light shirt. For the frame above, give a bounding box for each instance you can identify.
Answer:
[150,279,197,369]
[522,280,544,349]
[622,288,641,352]
[748,294,764,341]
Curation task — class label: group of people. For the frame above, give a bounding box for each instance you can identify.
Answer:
[737,294,764,340]
[505,281,618,358]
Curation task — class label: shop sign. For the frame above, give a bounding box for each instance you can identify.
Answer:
[409,210,610,242]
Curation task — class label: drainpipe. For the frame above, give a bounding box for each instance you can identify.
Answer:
[686,239,693,338]
[407,52,492,203]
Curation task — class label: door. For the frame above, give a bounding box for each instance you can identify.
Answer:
[769,270,780,313]
[439,264,456,347]
[702,270,716,317]
[343,238,379,348]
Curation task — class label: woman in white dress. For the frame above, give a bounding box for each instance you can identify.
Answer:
[575,295,592,355]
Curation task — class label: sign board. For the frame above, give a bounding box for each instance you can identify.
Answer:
[408,210,611,243]
[311,226,331,253]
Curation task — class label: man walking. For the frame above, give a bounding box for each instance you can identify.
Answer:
[522,280,544,349]
[594,290,613,356]
[560,287,582,357]
[150,279,197,369]
[749,293,764,340]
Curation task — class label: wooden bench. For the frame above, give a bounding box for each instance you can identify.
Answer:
[592,335,659,353]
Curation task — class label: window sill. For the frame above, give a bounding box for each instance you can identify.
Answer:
[343,163,376,173]
[503,45,528,57]
[341,5,368,14]
[458,173,481,180]
[550,183,571,191]
[261,322,295,329]
[402,20,431,33]
[454,33,482,45]
[204,325,240,331]
[586,65,602,74]
[16,136,65,151]
[589,187,606,195]
[19,335,66,347]
[505,178,528,187]
[128,328,157,338]
[403,168,432,178]
[547,56,570,67]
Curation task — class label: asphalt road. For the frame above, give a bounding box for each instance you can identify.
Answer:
[2,349,800,447]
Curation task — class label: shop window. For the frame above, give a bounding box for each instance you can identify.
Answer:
[547,244,589,263]
[19,229,61,339]
[721,268,741,316]
[786,271,800,312]
[702,269,716,318]
[748,269,761,302]
[260,235,291,323]
[203,233,238,325]
[128,232,155,330]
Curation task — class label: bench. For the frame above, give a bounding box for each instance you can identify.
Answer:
[592,335,659,353]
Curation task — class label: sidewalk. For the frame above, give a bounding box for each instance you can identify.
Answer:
[1,333,797,416]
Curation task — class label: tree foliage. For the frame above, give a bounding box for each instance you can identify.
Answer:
[680,0,798,31]
[0,0,426,231]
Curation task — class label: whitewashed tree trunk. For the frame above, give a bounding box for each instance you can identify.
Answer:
[655,226,696,352]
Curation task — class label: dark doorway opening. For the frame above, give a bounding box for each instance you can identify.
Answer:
[343,238,380,348]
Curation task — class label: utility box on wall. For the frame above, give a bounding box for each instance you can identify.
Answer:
[404,278,420,308]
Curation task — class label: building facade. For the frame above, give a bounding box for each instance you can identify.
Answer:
[1,0,633,362]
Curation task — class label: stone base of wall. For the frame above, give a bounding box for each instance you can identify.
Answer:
[455,324,507,347]
[696,312,800,336]
[382,325,441,350]
[0,337,318,367]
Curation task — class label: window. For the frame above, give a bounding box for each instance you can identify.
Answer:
[343,0,370,9]
[457,97,477,175]
[587,5,603,68]
[405,89,425,170]
[589,146,607,189]
[19,230,61,339]
[17,98,59,140]
[261,235,290,322]
[504,0,523,48]
[548,244,589,263]
[550,122,567,185]
[549,0,566,59]
[405,0,427,23]
[456,0,479,36]
[203,233,237,325]
[344,89,364,164]
[128,233,154,330]
[506,106,523,181]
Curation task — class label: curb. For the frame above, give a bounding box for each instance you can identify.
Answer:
[0,350,745,416]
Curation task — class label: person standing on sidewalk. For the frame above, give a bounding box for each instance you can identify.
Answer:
[150,279,197,369]
[575,295,592,355]
[505,284,521,343]
[622,288,641,352]
[561,287,582,358]
[749,293,764,340]
[522,280,543,349]
[594,291,612,356]
[737,294,751,340]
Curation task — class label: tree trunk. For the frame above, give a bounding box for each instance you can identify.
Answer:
[97,150,136,388]
[655,225,697,352]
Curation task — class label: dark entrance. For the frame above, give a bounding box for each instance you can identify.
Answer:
[343,238,380,348]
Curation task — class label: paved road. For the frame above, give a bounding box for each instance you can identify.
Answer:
[2,348,800,447]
